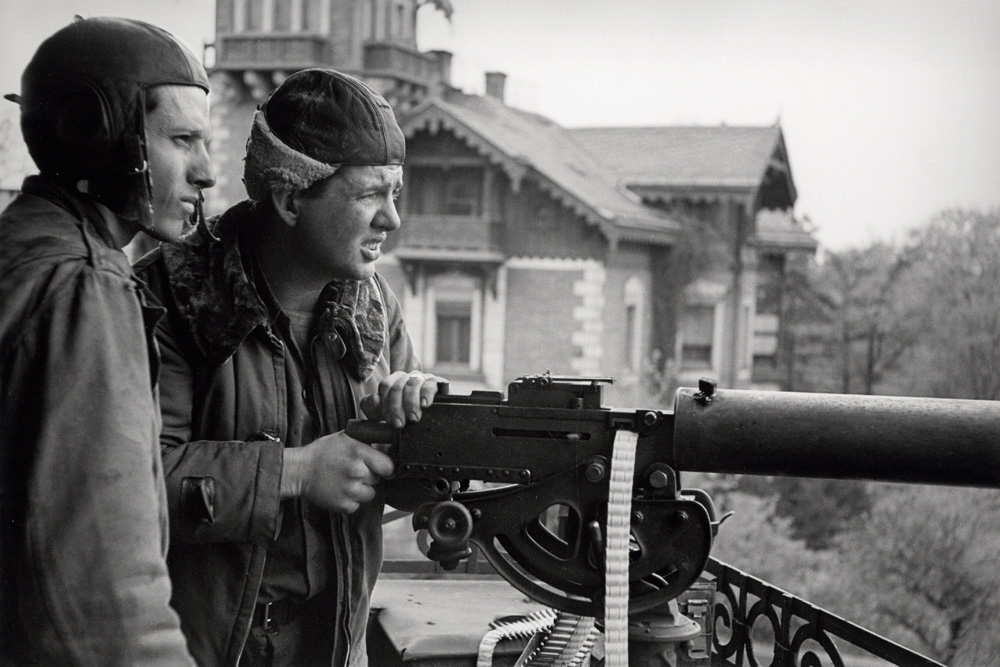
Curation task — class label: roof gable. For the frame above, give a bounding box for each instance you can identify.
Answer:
[569,126,796,203]
[399,93,682,247]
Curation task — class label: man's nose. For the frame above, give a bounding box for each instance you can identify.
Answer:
[375,198,401,232]
[190,144,216,190]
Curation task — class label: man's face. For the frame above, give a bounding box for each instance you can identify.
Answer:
[144,85,215,240]
[292,165,403,282]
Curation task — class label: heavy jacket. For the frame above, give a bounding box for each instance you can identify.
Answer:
[0,176,195,666]
[135,201,420,667]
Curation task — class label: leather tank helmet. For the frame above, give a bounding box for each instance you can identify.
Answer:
[11,16,209,231]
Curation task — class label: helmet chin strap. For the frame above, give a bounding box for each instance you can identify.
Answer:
[124,97,160,238]
[189,191,207,237]
[136,189,205,243]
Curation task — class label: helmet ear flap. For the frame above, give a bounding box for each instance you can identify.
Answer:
[58,82,116,174]
[22,79,117,179]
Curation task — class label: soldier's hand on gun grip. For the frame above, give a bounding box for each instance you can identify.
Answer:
[280,432,395,514]
[360,371,448,428]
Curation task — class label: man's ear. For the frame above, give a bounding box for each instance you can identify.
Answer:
[270,188,300,228]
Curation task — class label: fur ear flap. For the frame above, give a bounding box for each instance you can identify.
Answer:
[243,110,339,202]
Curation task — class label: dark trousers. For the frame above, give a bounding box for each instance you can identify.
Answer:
[238,599,336,667]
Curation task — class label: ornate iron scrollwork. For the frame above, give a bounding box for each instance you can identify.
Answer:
[705,558,944,667]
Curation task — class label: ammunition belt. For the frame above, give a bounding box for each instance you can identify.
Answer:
[604,429,638,667]
[477,429,636,667]
[477,609,557,667]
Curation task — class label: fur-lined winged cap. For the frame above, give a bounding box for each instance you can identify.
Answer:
[243,68,405,201]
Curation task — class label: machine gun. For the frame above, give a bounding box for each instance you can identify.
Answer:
[347,372,1000,622]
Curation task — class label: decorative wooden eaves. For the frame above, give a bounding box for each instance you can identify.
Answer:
[402,101,643,248]
[635,186,759,213]
[404,103,530,190]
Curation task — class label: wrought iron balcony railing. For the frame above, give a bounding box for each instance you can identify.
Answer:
[704,558,942,667]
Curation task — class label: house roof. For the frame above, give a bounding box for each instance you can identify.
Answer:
[400,92,683,247]
[568,125,795,197]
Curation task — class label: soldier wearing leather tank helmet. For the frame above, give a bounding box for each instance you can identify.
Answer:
[0,16,214,666]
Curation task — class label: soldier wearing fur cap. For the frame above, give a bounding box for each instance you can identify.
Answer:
[136,68,446,666]
[0,16,215,666]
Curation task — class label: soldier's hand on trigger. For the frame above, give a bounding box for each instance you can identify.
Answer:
[360,371,448,428]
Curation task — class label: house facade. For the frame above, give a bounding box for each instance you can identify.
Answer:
[205,0,816,403]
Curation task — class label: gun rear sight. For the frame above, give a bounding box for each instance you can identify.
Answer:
[506,373,614,410]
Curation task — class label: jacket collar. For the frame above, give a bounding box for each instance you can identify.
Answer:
[20,175,120,248]
[159,200,386,379]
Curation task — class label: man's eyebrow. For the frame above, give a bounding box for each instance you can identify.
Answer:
[354,175,400,192]
[162,125,209,137]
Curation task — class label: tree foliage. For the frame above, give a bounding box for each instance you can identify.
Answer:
[832,486,1000,665]
[781,243,927,394]
[782,208,1000,398]
[900,208,1000,399]
[683,473,837,600]
[735,475,871,550]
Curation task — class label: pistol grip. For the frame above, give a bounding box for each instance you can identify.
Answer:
[345,419,398,445]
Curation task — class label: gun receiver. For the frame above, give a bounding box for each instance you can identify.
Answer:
[347,373,1000,616]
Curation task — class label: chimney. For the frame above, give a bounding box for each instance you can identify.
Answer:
[485,71,506,103]
[429,49,452,88]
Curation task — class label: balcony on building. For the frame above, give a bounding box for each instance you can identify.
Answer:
[364,42,441,86]
[389,162,503,260]
[214,32,330,72]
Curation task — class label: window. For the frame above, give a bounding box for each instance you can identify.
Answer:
[624,304,636,368]
[623,277,645,371]
[407,167,483,216]
[756,254,785,316]
[436,300,471,364]
[753,313,780,372]
[534,205,558,232]
[754,254,785,372]
[445,170,482,216]
[681,305,715,369]
[426,272,482,373]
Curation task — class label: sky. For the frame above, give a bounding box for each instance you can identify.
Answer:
[2,0,998,250]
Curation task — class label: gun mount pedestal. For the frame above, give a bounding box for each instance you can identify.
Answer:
[628,588,714,667]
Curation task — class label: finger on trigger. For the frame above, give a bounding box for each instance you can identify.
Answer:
[372,441,397,457]
[361,445,395,479]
